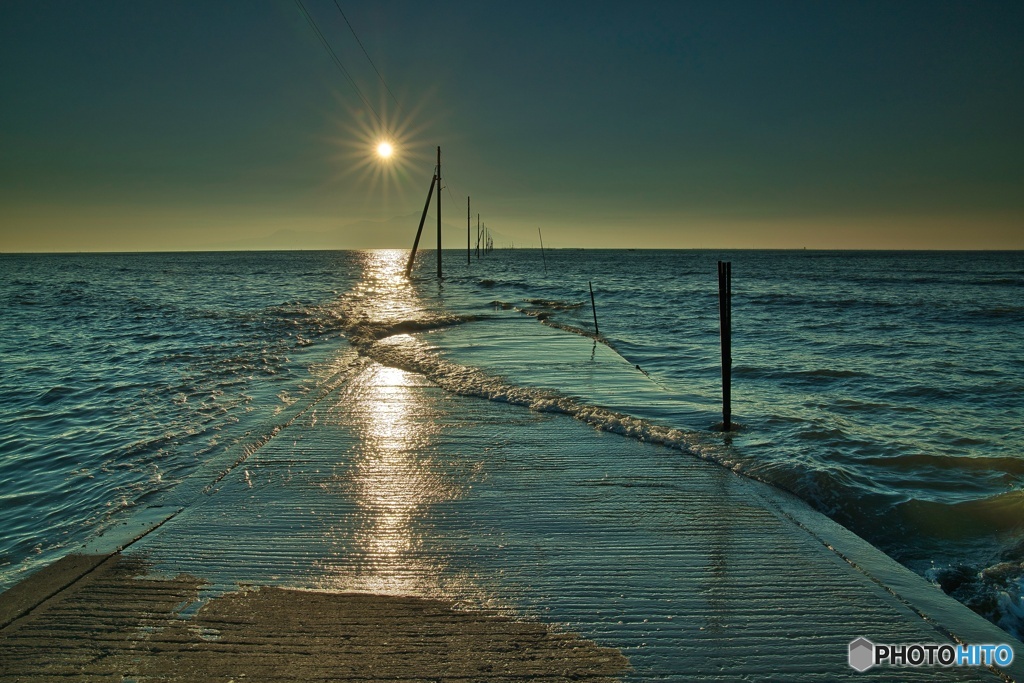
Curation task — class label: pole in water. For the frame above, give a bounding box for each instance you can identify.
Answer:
[589,281,599,337]
[467,196,471,266]
[476,214,480,260]
[436,146,442,278]
[718,261,732,431]
[538,227,547,274]
[405,172,437,276]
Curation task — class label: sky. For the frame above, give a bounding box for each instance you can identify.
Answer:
[1,0,1022,251]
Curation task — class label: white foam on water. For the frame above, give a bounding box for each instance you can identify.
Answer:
[346,322,740,476]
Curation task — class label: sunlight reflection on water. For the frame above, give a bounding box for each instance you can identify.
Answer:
[347,250,423,324]
[314,251,468,597]
[352,367,440,558]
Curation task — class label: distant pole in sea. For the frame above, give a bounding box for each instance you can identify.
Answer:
[476,214,480,260]
[718,261,733,431]
[467,196,471,266]
[589,281,599,337]
[436,146,442,278]
[538,227,547,274]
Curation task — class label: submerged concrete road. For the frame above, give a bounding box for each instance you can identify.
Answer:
[1,355,1021,681]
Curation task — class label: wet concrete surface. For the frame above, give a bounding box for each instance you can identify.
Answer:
[1,358,1020,681]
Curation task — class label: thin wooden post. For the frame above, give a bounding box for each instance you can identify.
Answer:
[467,196,471,265]
[436,146,442,278]
[476,214,480,259]
[405,173,437,276]
[538,227,547,274]
[589,281,599,337]
[718,261,732,431]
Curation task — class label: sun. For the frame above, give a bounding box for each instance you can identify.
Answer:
[325,91,437,206]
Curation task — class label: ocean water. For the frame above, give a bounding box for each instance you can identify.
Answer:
[1,249,1022,638]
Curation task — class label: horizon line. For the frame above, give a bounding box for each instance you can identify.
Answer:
[3,247,1023,256]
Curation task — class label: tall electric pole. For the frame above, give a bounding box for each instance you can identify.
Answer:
[436,146,442,278]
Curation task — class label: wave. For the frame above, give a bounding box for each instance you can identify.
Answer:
[489,299,608,347]
[522,298,586,311]
[970,305,1024,319]
[342,313,479,347]
[860,452,1024,476]
[969,277,1023,286]
[898,491,1024,538]
[335,308,734,475]
[920,492,1024,640]
[734,366,871,380]
[477,278,532,291]
[371,336,734,464]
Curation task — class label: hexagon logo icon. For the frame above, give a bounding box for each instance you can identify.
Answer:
[849,637,875,671]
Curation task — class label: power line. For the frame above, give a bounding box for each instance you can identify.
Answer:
[331,1,403,113]
[444,177,460,207]
[294,0,390,133]
[300,1,468,207]
[326,2,464,201]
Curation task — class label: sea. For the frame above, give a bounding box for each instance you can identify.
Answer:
[1,249,1022,639]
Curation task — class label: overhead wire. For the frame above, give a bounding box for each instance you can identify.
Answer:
[301,1,468,210]
[294,0,391,135]
[331,0,403,113]
[328,2,465,204]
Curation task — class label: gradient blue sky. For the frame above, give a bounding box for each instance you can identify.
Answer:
[1,0,1022,251]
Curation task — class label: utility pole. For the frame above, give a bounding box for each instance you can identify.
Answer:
[405,172,436,277]
[436,146,442,278]
[718,261,733,431]
[538,227,547,274]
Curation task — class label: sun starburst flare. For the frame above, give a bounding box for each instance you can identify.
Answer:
[324,90,438,210]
